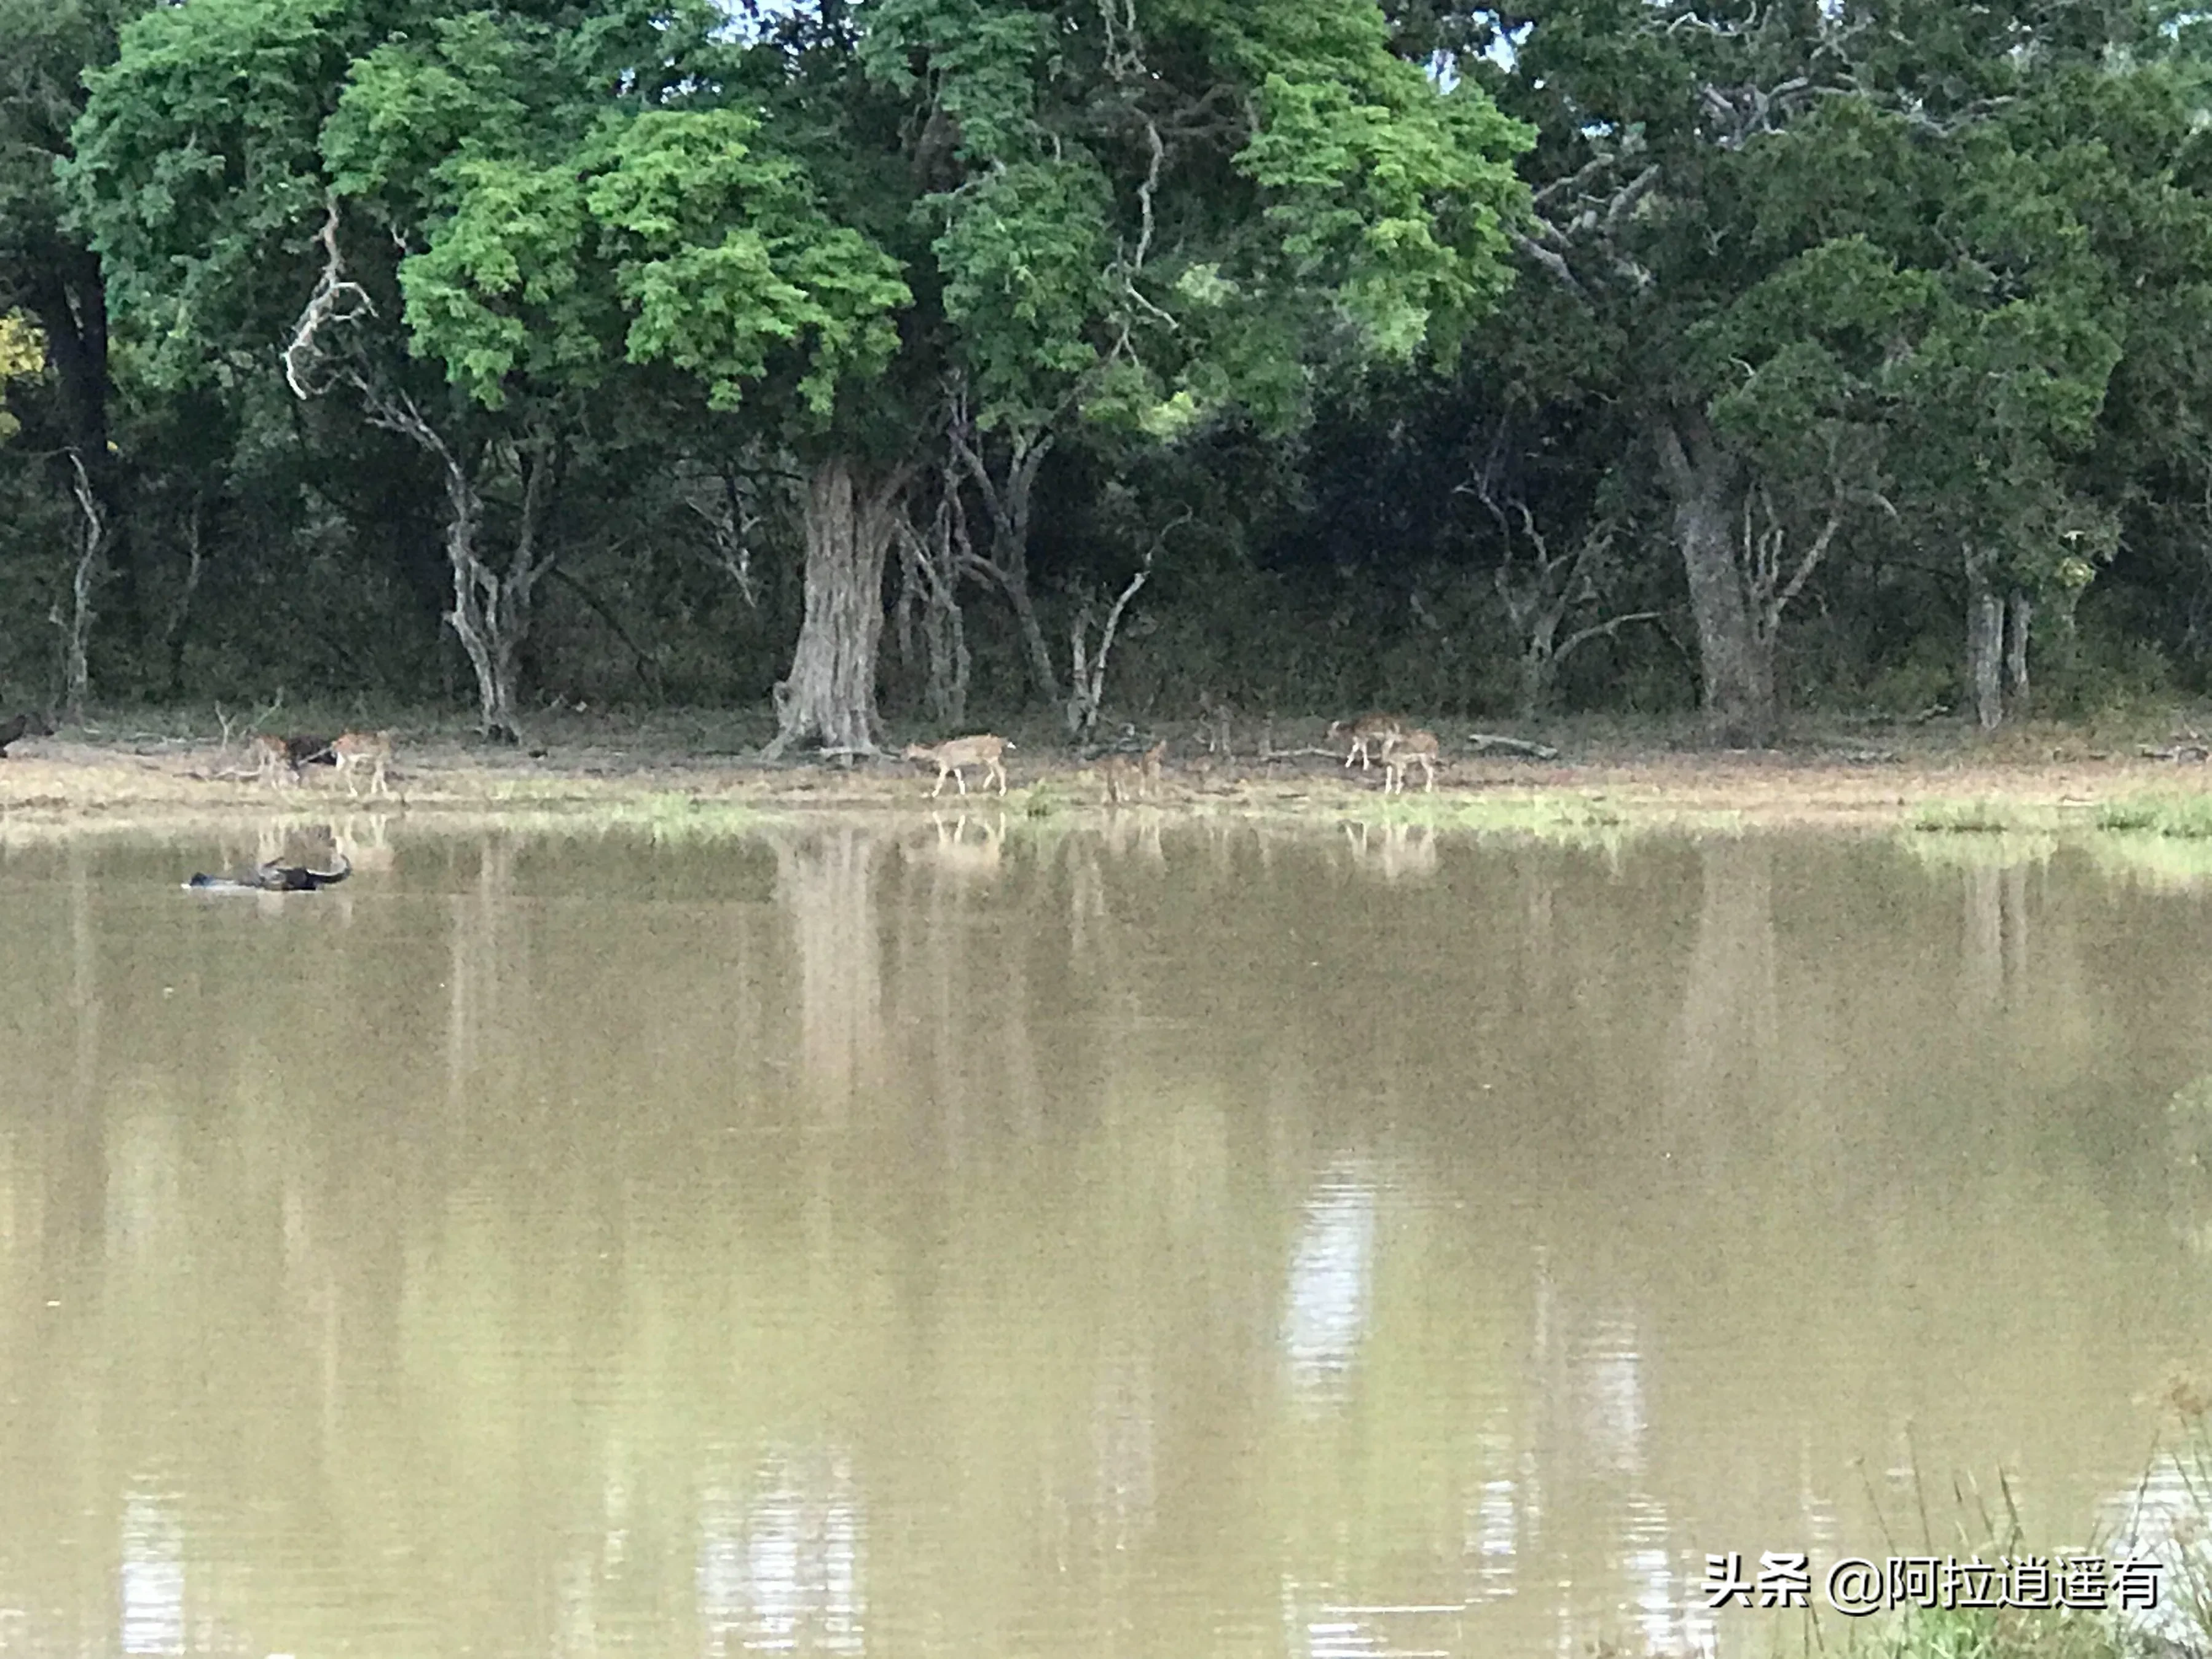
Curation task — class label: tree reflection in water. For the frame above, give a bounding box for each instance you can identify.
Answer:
[0,823,2200,1657]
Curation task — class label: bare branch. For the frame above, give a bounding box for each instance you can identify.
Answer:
[54,448,106,720]
[1064,510,1186,737]
[1668,3,1762,37]
[1558,610,1664,659]
[284,198,377,402]
[1510,230,1587,296]
[1773,506,1843,616]
[678,466,766,606]
[1132,112,1163,275]
[1531,143,1647,210]
[1603,166,1663,237]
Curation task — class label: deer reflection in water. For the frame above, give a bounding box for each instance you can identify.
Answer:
[1341,820,1439,883]
[919,813,1005,880]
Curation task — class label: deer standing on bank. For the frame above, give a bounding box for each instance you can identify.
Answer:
[904,735,1011,797]
[332,730,395,798]
[1329,713,1405,770]
[1382,728,1441,794]
[1102,737,1167,803]
[249,734,299,788]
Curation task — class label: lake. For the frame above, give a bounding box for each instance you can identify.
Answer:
[1,815,2206,1657]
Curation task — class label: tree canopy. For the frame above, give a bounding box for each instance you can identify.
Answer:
[0,0,2207,739]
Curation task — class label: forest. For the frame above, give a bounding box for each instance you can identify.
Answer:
[4,0,2212,750]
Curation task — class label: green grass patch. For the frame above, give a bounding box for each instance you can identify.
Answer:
[597,792,766,843]
[1323,789,1747,842]
[1014,780,1066,820]
[1860,1602,2142,1658]
[2094,793,2212,838]
[2083,834,2212,890]
[1911,798,2034,834]
[1904,831,2060,871]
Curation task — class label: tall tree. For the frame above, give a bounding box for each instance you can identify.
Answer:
[1462,0,2187,739]
[68,0,909,739]
[748,0,1535,750]
[1,0,143,711]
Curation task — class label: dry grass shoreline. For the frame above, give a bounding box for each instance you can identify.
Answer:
[4,707,2212,833]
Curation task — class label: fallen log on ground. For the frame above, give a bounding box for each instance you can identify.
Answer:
[1463,732,1561,760]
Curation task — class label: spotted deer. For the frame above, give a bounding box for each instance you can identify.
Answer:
[1381,728,1441,794]
[1328,713,1406,771]
[249,734,299,788]
[331,730,395,798]
[1140,737,1167,793]
[903,735,1011,797]
[1102,738,1168,804]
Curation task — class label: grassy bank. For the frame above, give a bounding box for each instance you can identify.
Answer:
[9,703,2212,834]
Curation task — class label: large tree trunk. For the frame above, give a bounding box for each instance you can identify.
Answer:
[1502,569,1565,718]
[766,455,904,758]
[434,458,509,739]
[1966,558,2004,732]
[1063,546,1155,739]
[998,556,1059,706]
[436,436,554,744]
[1964,579,2032,732]
[58,452,106,722]
[2004,592,2033,718]
[29,250,140,667]
[1657,411,1773,745]
[1518,643,1554,720]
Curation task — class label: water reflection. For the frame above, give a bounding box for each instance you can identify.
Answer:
[1341,822,1439,885]
[697,1449,865,1657]
[119,1487,183,1657]
[1283,1164,1378,1409]
[1668,837,1775,1126]
[0,822,2208,1656]
[775,826,888,1116]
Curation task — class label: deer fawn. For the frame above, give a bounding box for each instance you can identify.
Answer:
[1102,737,1167,804]
[332,730,395,798]
[904,735,1011,797]
[1101,755,1136,803]
[1329,713,1405,770]
[1382,729,1441,794]
[249,733,299,788]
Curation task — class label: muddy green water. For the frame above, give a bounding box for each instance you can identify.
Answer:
[1,816,2209,1658]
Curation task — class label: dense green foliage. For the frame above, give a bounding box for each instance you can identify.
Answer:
[5,0,2212,737]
